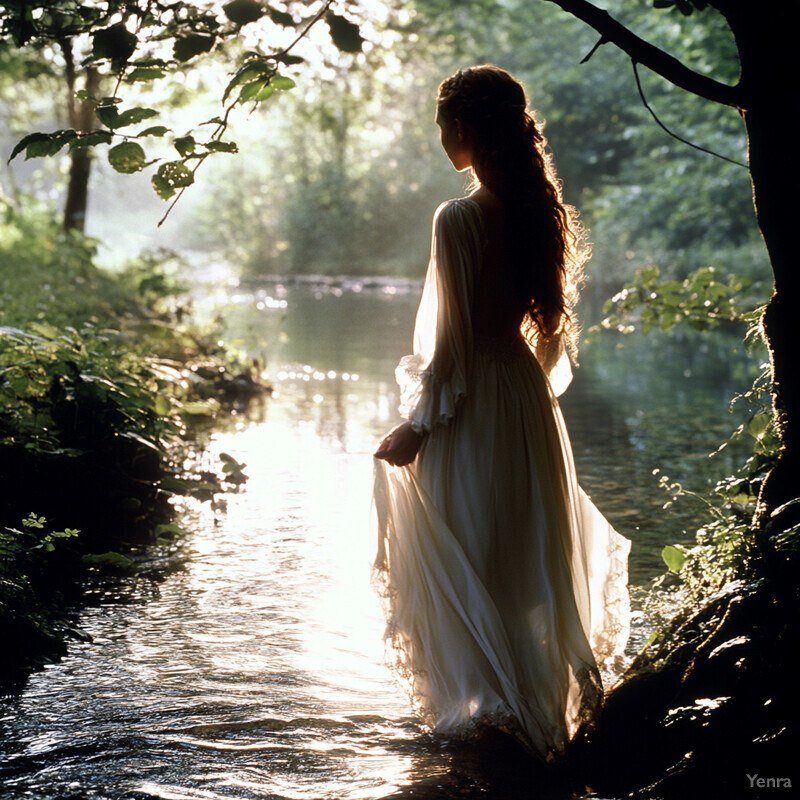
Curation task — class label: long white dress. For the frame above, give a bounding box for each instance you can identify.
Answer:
[372,197,630,760]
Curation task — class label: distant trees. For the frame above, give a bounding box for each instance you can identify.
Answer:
[179,0,760,285]
[389,0,759,282]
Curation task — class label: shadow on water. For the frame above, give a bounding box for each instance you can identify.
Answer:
[378,729,593,800]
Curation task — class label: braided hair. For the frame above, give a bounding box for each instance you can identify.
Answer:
[437,65,588,362]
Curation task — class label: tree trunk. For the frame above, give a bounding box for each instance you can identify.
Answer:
[60,38,100,233]
[736,11,800,531]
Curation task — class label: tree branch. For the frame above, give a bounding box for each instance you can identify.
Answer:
[544,0,743,109]
[632,60,746,168]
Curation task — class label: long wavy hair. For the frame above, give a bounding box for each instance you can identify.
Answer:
[437,65,588,363]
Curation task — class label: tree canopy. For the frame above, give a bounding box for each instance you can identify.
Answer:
[2,0,365,225]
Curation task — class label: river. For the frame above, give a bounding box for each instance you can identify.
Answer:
[0,277,759,799]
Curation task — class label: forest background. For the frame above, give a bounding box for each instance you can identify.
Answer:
[1,1,788,794]
[0,0,772,678]
[2,0,766,291]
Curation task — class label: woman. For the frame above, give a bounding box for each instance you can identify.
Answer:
[373,65,630,761]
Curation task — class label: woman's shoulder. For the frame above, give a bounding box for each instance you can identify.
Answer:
[431,198,486,260]
[433,191,503,248]
[433,196,485,229]
[437,190,502,223]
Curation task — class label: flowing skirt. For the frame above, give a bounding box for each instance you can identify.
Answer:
[373,336,630,758]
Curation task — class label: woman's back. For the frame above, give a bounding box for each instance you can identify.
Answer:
[469,188,529,339]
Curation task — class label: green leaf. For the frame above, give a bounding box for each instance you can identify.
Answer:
[93,24,138,61]
[224,0,264,25]
[267,6,295,26]
[125,66,166,83]
[174,34,216,62]
[51,528,79,539]
[236,73,293,104]
[747,413,773,441]
[274,53,304,66]
[658,280,683,295]
[659,312,678,332]
[152,174,173,200]
[220,452,245,468]
[9,133,48,161]
[26,131,76,157]
[154,522,186,539]
[239,79,268,103]
[138,125,170,137]
[271,75,296,90]
[154,395,171,416]
[9,130,77,161]
[223,60,272,104]
[159,476,196,493]
[70,130,113,149]
[637,266,660,285]
[108,141,146,174]
[82,551,134,569]
[115,107,158,128]
[205,140,238,153]
[180,399,220,415]
[325,12,364,53]
[152,161,194,200]
[95,103,121,128]
[174,135,196,156]
[255,84,276,102]
[662,545,686,574]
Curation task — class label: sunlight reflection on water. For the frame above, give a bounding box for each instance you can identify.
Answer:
[1,409,425,800]
[203,420,404,719]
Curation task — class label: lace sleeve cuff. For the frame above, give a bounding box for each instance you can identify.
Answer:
[396,353,465,434]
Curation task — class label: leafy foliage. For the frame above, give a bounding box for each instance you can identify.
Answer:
[600,265,763,334]
[0,513,82,682]
[600,264,780,617]
[0,199,267,681]
[1,1,365,212]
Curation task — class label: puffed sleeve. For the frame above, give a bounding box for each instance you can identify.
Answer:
[396,199,484,433]
[533,333,573,398]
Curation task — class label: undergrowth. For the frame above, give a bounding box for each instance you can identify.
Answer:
[0,197,264,682]
[598,264,780,636]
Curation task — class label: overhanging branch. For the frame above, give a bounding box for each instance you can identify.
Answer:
[545,0,743,109]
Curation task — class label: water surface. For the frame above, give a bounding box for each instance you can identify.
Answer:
[0,278,758,798]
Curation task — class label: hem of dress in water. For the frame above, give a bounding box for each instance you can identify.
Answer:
[428,710,585,767]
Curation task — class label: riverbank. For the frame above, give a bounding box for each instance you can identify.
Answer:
[0,207,269,687]
[583,548,797,798]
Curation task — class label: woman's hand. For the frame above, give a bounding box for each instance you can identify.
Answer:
[374,422,425,467]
